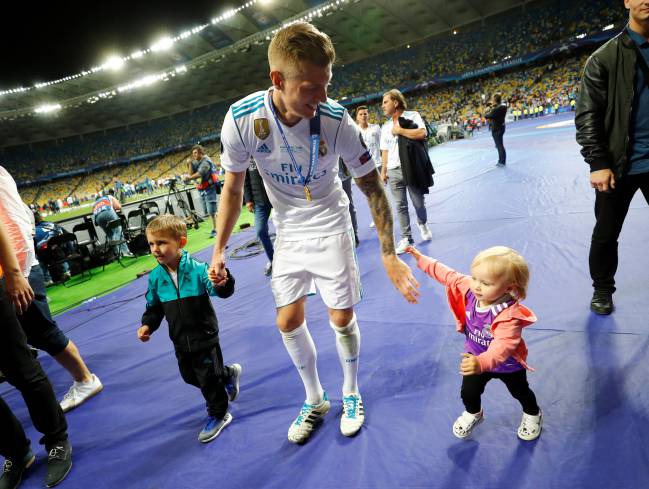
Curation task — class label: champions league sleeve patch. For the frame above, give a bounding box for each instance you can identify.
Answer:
[359,151,372,165]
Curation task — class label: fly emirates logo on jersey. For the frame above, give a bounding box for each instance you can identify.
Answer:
[258,140,330,189]
[263,161,328,187]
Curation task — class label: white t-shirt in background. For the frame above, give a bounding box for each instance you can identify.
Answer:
[380,110,426,170]
[358,124,382,168]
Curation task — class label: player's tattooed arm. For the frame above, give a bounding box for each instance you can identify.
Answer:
[355,170,395,256]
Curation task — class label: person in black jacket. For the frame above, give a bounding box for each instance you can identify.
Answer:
[575,3,649,315]
[138,215,241,443]
[484,93,508,167]
[244,158,274,276]
[0,219,73,489]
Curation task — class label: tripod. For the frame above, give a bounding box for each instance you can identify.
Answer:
[162,181,203,229]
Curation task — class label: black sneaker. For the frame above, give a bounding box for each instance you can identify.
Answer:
[225,364,242,402]
[45,441,72,488]
[0,451,35,489]
[590,290,614,315]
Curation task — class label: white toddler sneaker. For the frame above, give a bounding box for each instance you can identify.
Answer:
[517,410,543,441]
[452,410,484,439]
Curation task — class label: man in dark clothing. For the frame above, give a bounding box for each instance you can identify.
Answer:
[484,93,508,167]
[575,2,649,315]
[338,158,360,247]
[0,220,72,489]
[244,159,275,276]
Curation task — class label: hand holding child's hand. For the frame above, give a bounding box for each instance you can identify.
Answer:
[459,353,481,376]
[405,245,422,260]
[138,325,151,342]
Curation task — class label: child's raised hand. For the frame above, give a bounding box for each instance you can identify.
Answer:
[459,353,481,376]
[138,325,151,342]
[405,245,423,260]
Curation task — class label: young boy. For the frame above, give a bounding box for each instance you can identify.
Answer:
[138,215,241,443]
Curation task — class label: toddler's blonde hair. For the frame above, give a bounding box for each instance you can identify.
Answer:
[471,246,529,300]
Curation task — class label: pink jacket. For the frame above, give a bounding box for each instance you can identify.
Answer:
[417,256,537,373]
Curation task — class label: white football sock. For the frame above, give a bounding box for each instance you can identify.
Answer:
[330,314,361,395]
[281,321,324,404]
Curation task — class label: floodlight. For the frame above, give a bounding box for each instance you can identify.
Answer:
[35,103,62,114]
[103,56,125,71]
[151,36,174,52]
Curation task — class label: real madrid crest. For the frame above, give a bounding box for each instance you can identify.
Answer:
[254,118,270,140]
[318,139,328,157]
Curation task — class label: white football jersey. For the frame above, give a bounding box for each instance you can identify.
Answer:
[359,124,382,168]
[380,111,426,170]
[220,89,376,240]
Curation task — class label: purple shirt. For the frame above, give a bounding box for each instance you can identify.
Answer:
[464,291,523,374]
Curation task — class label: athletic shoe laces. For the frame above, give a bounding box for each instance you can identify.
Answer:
[343,396,359,419]
[294,403,312,426]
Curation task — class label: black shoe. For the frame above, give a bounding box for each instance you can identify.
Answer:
[496,162,506,167]
[45,441,72,488]
[0,450,35,489]
[590,290,614,315]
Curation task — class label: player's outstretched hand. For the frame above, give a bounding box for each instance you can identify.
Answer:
[138,325,151,342]
[382,254,420,304]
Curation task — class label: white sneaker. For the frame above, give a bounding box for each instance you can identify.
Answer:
[418,223,432,241]
[287,392,330,444]
[59,374,103,413]
[264,262,272,277]
[395,238,413,255]
[369,220,375,228]
[452,410,484,439]
[517,410,543,441]
[340,393,365,436]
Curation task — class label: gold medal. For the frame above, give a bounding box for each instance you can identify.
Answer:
[304,185,312,201]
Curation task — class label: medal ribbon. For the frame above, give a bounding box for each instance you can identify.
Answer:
[268,90,320,198]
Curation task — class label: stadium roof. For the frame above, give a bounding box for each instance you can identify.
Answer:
[0,0,526,148]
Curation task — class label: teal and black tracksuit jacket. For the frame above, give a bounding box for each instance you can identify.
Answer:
[141,250,234,352]
[142,251,235,417]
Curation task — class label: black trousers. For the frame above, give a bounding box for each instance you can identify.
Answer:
[491,127,506,164]
[590,172,649,293]
[0,282,68,460]
[175,343,230,419]
[460,369,539,416]
[341,177,358,237]
[18,266,70,357]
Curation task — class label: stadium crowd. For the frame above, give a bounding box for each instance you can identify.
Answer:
[0,0,624,208]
